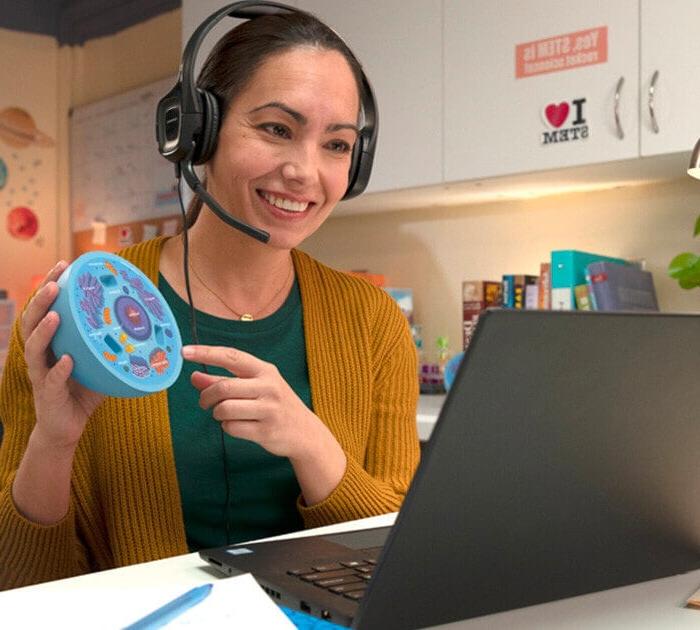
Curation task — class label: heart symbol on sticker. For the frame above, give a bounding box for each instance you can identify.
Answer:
[544,102,569,128]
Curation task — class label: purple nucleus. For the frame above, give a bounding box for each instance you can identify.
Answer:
[120,270,165,321]
[114,295,151,341]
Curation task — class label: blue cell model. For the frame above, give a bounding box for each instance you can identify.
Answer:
[50,251,183,397]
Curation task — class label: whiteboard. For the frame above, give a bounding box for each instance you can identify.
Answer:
[70,76,180,232]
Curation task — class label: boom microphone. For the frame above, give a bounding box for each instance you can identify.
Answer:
[179,157,270,243]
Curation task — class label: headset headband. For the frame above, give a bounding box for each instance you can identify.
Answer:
[180,2,297,114]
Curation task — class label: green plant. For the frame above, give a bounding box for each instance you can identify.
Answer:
[668,214,700,289]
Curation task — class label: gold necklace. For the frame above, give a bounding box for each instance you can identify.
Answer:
[190,260,293,321]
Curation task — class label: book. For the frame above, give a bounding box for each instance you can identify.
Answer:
[462,280,502,350]
[502,275,515,309]
[538,262,551,310]
[586,261,659,311]
[574,284,593,311]
[503,275,538,309]
[513,275,526,309]
[522,275,539,309]
[550,250,628,310]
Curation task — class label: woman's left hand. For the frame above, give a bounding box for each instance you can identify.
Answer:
[183,344,335,461]
[183,344,347,505]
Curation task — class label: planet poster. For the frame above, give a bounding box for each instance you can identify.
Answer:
[0,107,55,149]
[0,106,54,242]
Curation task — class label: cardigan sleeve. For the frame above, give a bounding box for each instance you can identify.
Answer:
[0,315,89,590]
[298,291,420,528]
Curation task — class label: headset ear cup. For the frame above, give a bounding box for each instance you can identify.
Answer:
[344,135,364,199]
[344,132,373,200]
[193,89,220,165]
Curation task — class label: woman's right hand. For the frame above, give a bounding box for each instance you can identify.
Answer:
[21,260,105,452]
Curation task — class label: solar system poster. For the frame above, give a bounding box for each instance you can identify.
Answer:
[0,106,54,242]
[0,100,57,306]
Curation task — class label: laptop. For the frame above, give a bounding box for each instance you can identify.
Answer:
[200,310,700,629]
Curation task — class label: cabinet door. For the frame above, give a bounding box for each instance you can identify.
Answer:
[295,0,443,194]
[640,0,700,157]
[444,0,639,182]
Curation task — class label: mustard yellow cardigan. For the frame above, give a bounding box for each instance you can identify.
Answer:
[0,237,420,590]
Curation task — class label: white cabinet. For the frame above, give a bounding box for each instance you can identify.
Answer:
[182,1,700,197]
[444,0,639,183]
[295,0,443,194]
[640,0,700,156]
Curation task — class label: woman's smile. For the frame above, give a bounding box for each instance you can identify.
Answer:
[257,189,315,217]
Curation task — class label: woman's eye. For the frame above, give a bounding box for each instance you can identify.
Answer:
[261,123,291,138]
[327,140,352,154]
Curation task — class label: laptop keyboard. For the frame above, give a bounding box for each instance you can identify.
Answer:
[287,558,377,601]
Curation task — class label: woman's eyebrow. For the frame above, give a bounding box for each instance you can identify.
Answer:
[249,101,359,135]
[250,101,305,123]
[327,122,359,136]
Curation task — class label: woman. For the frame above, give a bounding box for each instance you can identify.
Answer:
[0,9,419,590]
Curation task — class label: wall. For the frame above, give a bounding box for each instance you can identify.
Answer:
[3,7,699,358]
[0,28,61,307]
[66,10,181,109]
[0,10,181,309]
[303,178,700,359]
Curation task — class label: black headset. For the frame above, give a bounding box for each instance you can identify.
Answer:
[155,0,379,244]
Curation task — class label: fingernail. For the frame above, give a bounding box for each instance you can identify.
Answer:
[182,346,194,358]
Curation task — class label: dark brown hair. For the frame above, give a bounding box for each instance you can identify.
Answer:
[182,11,366,229]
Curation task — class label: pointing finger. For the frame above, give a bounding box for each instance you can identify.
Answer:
[182,345,267,378]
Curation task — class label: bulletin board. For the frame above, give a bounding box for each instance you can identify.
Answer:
[69,76,182,255]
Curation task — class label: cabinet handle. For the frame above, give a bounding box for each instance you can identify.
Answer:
[614,76,625,140]
[648,70,660,134]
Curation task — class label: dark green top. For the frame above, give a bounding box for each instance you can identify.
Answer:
[160,274,308,551]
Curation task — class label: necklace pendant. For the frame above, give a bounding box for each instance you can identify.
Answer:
[240,313,254,322]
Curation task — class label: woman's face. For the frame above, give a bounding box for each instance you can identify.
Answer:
[206,46,360,250]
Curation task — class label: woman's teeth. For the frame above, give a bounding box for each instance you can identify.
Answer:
[260,191,309,213]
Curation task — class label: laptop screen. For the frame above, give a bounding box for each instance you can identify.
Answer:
[355,310,700,629]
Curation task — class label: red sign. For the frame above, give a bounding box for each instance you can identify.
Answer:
[516,26,607,79]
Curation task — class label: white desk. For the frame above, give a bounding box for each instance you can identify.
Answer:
[2,512,699,629]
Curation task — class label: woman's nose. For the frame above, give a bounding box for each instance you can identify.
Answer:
[281,144,319,186]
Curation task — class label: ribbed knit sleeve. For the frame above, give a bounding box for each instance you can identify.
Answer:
[293,250,420,528]
[0,314,88,589]
[0,237,187,591]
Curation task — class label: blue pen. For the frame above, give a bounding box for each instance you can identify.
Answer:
[123,583,213,629]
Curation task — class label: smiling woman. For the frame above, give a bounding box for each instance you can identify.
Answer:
[204,46,360,250]
[0,4,420,590]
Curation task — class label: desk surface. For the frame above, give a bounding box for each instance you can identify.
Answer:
[2,512,699,629]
